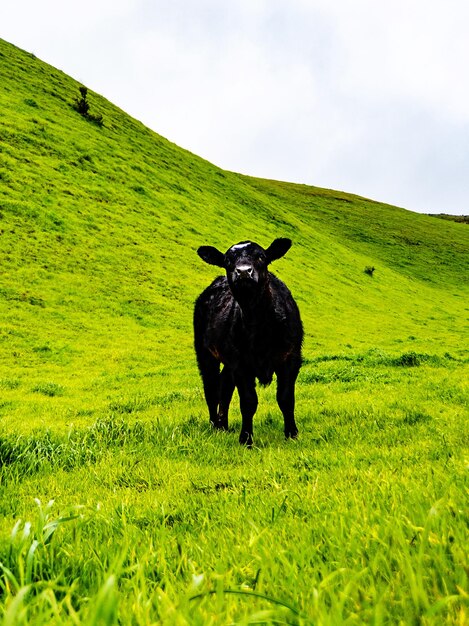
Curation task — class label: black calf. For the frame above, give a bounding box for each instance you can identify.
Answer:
[193,238,303,445]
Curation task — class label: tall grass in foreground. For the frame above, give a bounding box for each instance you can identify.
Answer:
[0,466,467,625]
[0,354,467,624]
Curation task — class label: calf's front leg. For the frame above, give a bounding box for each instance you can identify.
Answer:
[216,366,235,430]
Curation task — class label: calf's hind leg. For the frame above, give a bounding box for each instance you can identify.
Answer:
[276,360,300,439]
[197,354,221,428]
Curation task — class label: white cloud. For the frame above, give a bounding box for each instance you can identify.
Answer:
[314,0,469,122]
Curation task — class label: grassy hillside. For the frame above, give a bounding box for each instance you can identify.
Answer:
[0,38,468,624]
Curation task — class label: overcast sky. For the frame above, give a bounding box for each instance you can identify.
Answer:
[2,0,469,214]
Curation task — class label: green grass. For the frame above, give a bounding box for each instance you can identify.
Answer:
[0,38,468,624]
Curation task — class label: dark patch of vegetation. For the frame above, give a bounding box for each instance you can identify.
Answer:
[0,288,46,307]
[402,409,432,425]
[303,351,462,368]
[32,382,65,397]
[429,213,468,224]
[392,352,422,367]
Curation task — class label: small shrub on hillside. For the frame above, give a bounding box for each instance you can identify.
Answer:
[75,86,90,116]
[73,86,104,127]
[364,265,376,277]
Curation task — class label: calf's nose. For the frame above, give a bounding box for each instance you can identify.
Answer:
[235,264,254,278]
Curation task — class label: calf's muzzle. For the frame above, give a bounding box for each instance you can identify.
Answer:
[234,264,255,280]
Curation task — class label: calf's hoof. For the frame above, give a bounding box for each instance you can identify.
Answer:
[285,427,299,439]
[239,430,253,447]
[211,418,228,431]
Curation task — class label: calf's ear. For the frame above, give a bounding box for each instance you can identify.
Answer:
[265,238,292,263]
[197,246,225,267]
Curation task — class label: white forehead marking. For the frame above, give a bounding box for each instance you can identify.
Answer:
[231,242,251,251]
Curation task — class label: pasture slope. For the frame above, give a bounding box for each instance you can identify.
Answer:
[0,38,468,625]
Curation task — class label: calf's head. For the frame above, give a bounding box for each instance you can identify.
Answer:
[197,238,292,303]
